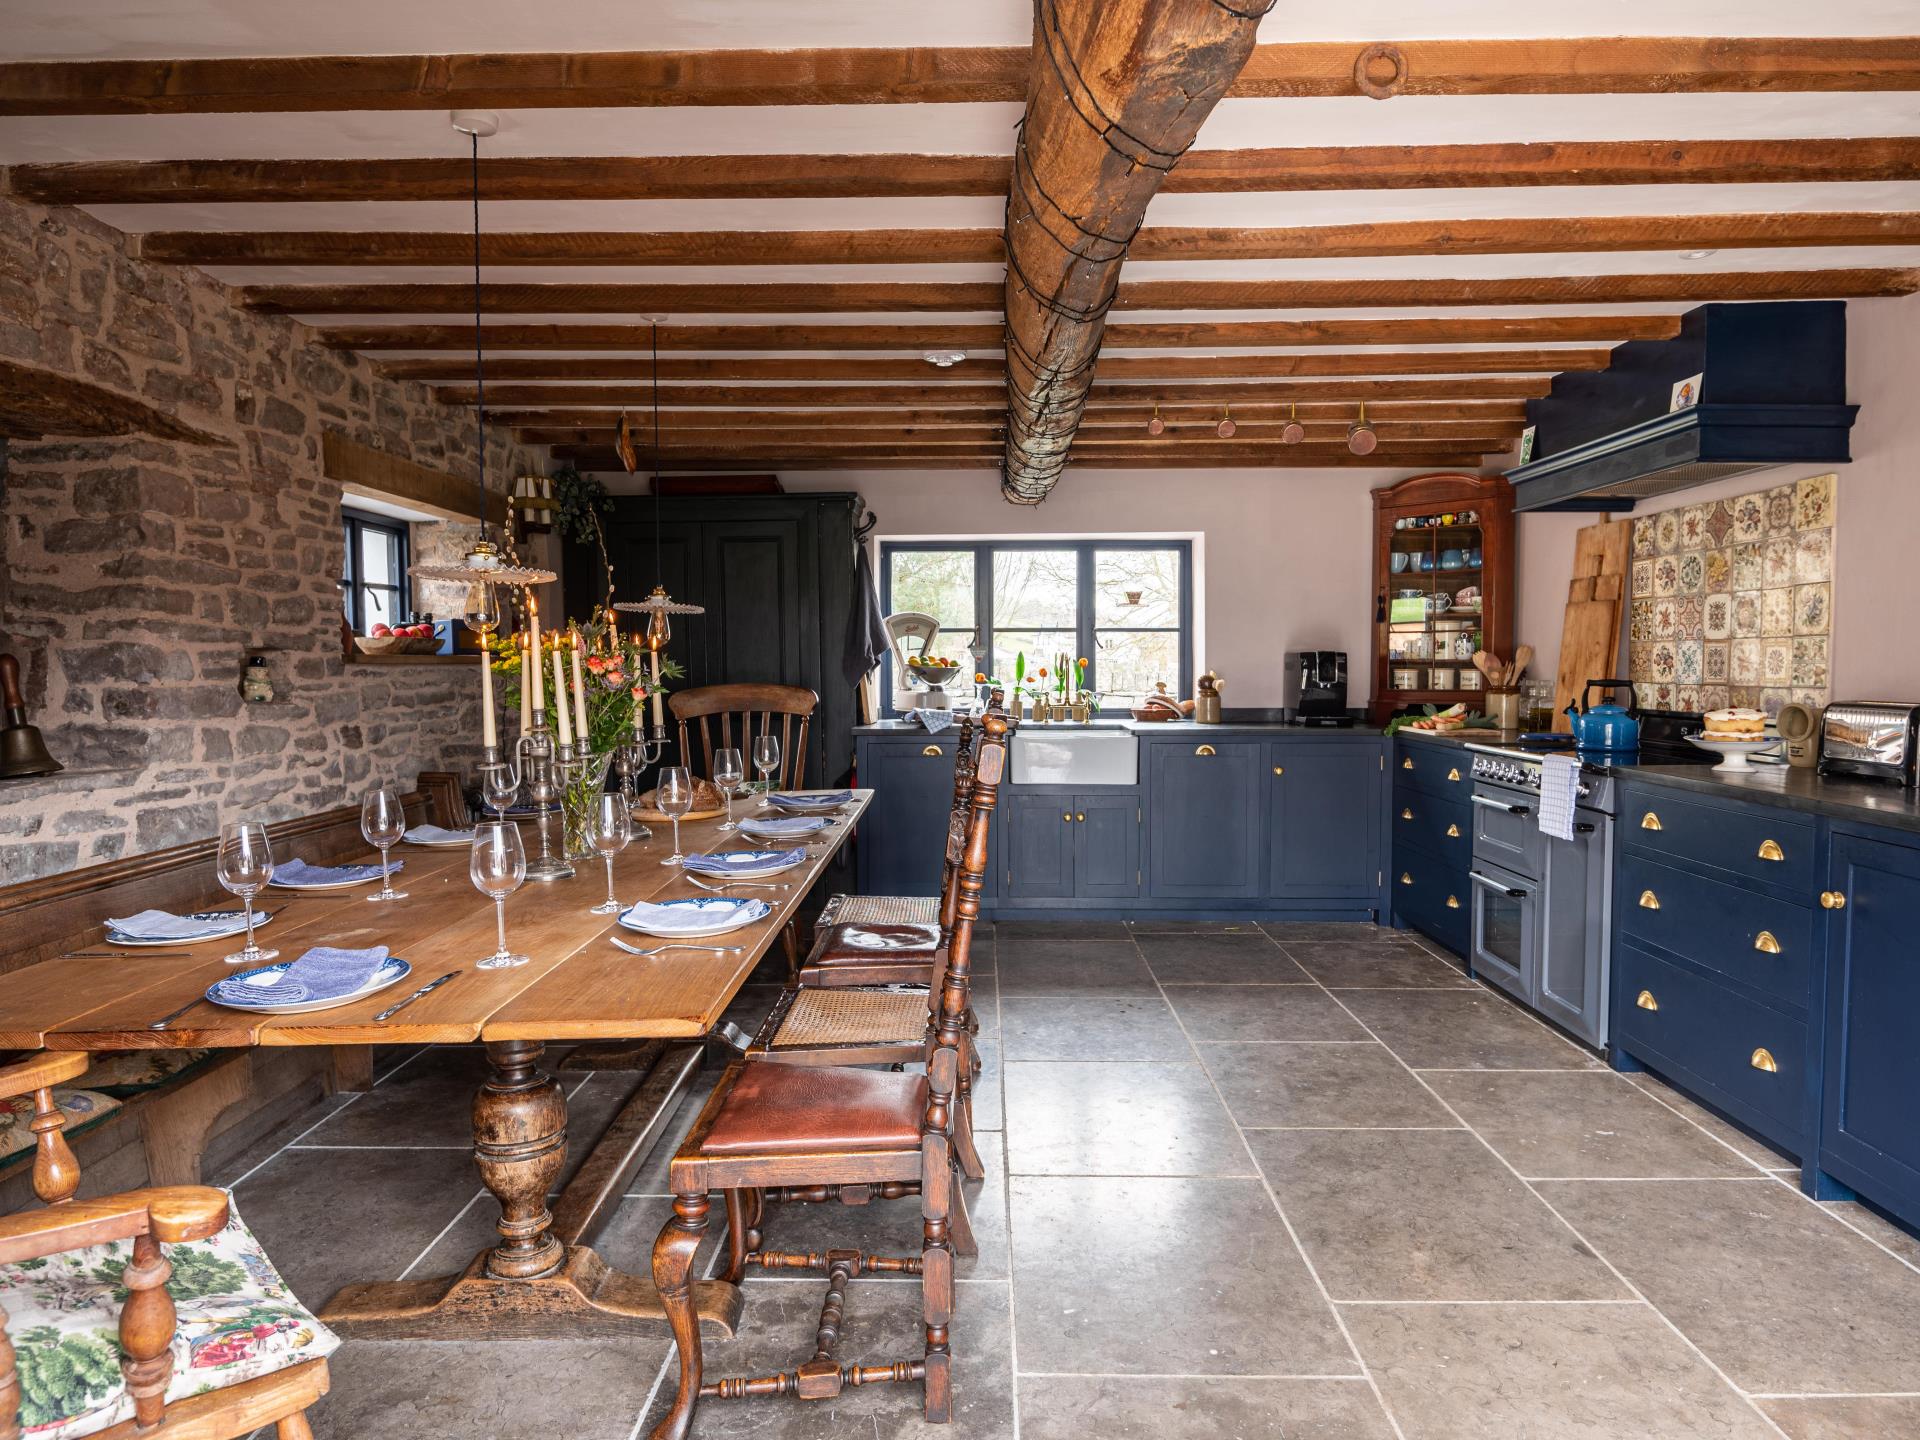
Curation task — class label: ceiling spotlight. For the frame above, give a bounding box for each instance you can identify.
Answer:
[923,350,967,368]
[1346,402,1379,456]
[1682,249,1717,260]
[1280,403,1305,446]
[1147,404,1165,436]
[1216,407,1237,439]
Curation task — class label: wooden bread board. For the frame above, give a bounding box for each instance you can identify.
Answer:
[1552,519,1633,731]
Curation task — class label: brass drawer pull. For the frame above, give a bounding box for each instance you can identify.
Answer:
[1754,931,1782,955]
[1402,756,1415,769]
[1821,890,1847,910]
[1751,1047,1779,1074]
[1062,812,1072,823]
[1273,765,1285,775]
[1636,990,1659,1011]
[1445,895,1460,909]
[1445,822,1461,838]
[1400,872,1413,886]
[1641,811,1663,831]
[1639,890,1661,910]
[1757,839,1785,862]
[1075,812,1085,823]
[1195,744,1217,757]
[1447,767,1461,782]
[921,744,943,757]
[1401,807,1414,820]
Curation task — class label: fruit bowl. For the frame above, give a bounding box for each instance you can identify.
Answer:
[910,662,963,687]
[354,634,442,656]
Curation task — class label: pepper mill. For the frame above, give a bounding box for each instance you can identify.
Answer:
[0,653,63,779]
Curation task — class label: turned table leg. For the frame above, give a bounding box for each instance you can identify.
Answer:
[474,1040,568,1281]
[651,1191,711,1440]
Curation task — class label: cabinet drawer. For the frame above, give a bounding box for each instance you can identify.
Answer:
[1392,853,1470,955]
[1394,740,1473,802]
[1616,853,1814,1011]
[1619,789,1815,892]
[1614,943,1808,1143]
[1392,791,1471,868]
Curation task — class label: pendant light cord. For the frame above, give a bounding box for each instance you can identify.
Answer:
[652,320,662,581]
[469,130,489,541]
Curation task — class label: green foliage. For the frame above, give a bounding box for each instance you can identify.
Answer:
[102,1246,247,1305]
[549,467,612,548]
[15,1324,123,1430]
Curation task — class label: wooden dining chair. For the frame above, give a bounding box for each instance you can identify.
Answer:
[647,715,1004,1440]
[670,684,818,790]
[0,1053,333,1440]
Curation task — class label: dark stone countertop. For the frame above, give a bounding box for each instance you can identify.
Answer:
[855,719,1388,738]
[1616,763,1920,837]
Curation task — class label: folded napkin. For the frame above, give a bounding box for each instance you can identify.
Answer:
[405,824,477,844]
[909,708,957,734]
[682,847,806,878]
[270,857,404,887]
[106,908,251,941]
[620,896,771,936]
[767,790,853,809]
[212,945,392,1007]
[740,815,829,838]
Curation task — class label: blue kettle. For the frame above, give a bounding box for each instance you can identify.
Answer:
[1566,680,1640,752]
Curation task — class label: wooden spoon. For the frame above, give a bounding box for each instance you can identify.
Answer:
[1510,645,1534,686]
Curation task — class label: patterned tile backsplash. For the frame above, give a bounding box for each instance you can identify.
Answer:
[1627,473,1836,716]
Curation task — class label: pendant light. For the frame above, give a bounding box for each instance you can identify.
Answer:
[1346,402,1379,456]
[615,321,704,649]
[1280,403,1305,446]
[1146,404,1165,436]
[410,110,554,605]
[1215,406,1237,439]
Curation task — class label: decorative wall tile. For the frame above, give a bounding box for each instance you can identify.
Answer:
[1649,642,1678,682]
[1732,593,1761,637]
[1761,587,1794,637]
[1703,501,1735,546]
[1703,643,1729,683]
[1792,636,1829,689]
[1762,640,1793,685]
[1794,472,1836,530]
[1763,536,1796,588]
[1765,485,1795,533]
[1678,504,1710,549]
[1676,594,1704,640]
[1655,511,1682,553]
[1632,515,1656,558]
[1730,685,1762,709]
[1703,593,1732,640]
[1795,528,1832,583]
[1675,641,1704,684]
[1761,687,1792,717]
[1628,597,1655,642]
[1678,550,1705,593]
[1794,582,1830,634]
[1703,548,1731,592]
[1731,542,1764,591]
[1651,598,1678,639]
[1676,684,1704,712]
[1729,492,1767,540]
[1631,558,1654,597]
[1731,638,1762,685]
[1653,554,1680,596]
[1701,685,1731,710]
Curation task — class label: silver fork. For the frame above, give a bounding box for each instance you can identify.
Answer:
[681,872,790,894]
[608,935,744,957]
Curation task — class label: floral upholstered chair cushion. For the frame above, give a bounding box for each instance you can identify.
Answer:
[79,1049,216,1098]
[0,1193,339,1439]
[0,1090,121,1163]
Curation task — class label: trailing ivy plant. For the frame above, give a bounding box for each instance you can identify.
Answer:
[549,466,617,611]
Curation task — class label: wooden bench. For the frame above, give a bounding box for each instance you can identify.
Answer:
[0,773,465,1209]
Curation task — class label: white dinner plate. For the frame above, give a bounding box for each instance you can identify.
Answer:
[403,833,477,848]
[205,956,413,1015]
[268,871,384,890]
[618,897,772,939]
[105,911,274,947]
[764,795,849,816]
[681,848,808,880]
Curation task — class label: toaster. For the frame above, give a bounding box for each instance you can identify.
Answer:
[1818,702,1920,786]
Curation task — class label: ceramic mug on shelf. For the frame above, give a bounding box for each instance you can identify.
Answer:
[1390,552,1409,574]
[1440,548,1465,570]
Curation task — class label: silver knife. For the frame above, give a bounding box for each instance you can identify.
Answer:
[373,970,460,1023]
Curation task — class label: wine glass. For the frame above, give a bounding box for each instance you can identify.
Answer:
[216,821,279,966]
[656,765,694,866]
[588,792,633,915]
[471,821,530,969]
[360,787,409,903]
[751,735,781,805]
[713,747,744,832]
[481,763,520,819]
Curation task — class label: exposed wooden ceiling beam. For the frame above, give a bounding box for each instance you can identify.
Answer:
[548,449,1501,471]
[19,137,1919,205]
[243,268,1918,316]
[3,37,1914,115]
[493,401,1530,430]
[140,212,1920,269]
[438,378,1551,407]
[513,421,1520,447]
[380,350,1602,384]
[316,315,1682,352]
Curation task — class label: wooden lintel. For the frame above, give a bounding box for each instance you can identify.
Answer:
[0,357,231,445]
[321,431,507,526]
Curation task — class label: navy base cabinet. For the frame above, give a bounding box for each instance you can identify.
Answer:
[1147,740,1265,899]
[1002,792,1138,901]
[1269,739,1382,900]
[1389,735,1473,955]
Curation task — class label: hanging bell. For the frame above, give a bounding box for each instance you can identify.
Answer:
[0,654,62,780]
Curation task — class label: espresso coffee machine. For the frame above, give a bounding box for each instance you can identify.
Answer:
[1285,650,1352,727]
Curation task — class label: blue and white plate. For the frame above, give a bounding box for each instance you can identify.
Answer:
[765,790,852,815]
[681,847,807,880]
[205,955,412,1015]
[268,858,400,890]
[105,910,272,947]
[739,815,829,840]
[619,896,771,939]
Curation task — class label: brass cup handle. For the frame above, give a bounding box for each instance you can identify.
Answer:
[1195,744,1217,756]
[1754,931,1782,955]
[1820,890,1847,910]
[1757,838,1785,861]
[1447,767,1461,782]
[1751,1047,1779,1074]
[1402,756,1415,769]
[1400,807,1414,820]
[921,744,944,757]
[1445,823,1461,838]
[1400,872,1413,885]
[1636,989,1659,1011]
[1444,895,1460,909]
[1272,765,1285,775]
[1639,890,1661,910]
[1640,811,1664,831]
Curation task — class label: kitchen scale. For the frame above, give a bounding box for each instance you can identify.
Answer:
[884,611,969,711]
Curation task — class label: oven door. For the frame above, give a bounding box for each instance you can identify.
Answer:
[1469,861,1537,1004]
[1470,787,1545,876]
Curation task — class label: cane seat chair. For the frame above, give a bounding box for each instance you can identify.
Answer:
[645,716,1005,1440]
[0,1053,334,1440]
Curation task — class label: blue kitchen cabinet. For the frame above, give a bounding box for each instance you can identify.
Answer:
[1076,792,1142,900]
[1004,792,1076,900]
[1146,739,1265,898]
[1002,791,1139,900]
[1390,736,1473,954]
[858,737,959,896]
[1268,739,1381,899]
[1818,825,1920,1219]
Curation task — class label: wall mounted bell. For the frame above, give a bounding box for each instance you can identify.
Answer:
[0,653,62,779]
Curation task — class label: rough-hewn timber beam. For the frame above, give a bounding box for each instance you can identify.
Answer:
[492,402,1529,430]
[434,379,1551,408]
[549,449,1501,472]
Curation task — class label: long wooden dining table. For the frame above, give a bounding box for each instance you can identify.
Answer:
[0,791,872,1342]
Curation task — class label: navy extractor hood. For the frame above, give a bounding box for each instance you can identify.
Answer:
[1503,301,1858,513]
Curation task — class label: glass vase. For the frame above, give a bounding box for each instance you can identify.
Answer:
[561,751,618,860]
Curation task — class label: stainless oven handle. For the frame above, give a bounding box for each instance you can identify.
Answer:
[1469,793,1532,816]
[1469,870,1528,899]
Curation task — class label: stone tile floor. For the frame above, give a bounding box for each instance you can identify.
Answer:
[213,920,1920,1439]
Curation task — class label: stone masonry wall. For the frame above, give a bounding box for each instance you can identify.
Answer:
[0,192,550,884]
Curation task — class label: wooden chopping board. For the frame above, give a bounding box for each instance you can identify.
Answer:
[1553,519,1633,731]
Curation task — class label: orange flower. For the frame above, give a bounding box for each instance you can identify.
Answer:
[586,655,606,672]
[974,671,986,683]
[606,670,625,686]
[1037,668,1048,679]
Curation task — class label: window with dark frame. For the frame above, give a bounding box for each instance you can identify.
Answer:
[879,539,1193,715]
[340,511,412,635]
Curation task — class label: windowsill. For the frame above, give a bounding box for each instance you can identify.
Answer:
[343,651,476,666]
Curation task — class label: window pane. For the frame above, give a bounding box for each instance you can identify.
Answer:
[1096,630,1180,706]
[993,549,1077,629]
[362,585,395,622]
[360,529,395,587]
[888,550,975,636]
[992,630,1076,690]
[1096,548,1180,628]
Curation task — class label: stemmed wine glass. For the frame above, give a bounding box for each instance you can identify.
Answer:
[471,821,530,969]
[216,821,279,966]
[481,764,520,820]
[656,766,694,866]
[751,735,781,805]
[713,747,744,832]
[588,792,633,915]
[360,787,409,903]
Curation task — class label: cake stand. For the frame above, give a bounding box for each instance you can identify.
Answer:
[1685,733,1781,772]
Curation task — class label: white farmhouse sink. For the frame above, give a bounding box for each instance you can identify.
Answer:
[1011,728,1139,785]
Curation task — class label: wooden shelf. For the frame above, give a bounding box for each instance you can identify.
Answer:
[344,651,479,666]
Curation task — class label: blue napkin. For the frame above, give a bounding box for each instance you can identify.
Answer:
[211,946,392,1006]
[270,858,403,887]
[767,790,853,809]
[106,909,252,941]
[682,847,806,878]
[739,815,828,838]
[620,896,770,936]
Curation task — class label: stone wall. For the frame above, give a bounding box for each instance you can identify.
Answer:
[0,193,551,884]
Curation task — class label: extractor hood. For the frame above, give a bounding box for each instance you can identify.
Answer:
[1504,301,1857,513]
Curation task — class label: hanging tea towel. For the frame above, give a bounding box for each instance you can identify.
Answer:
[1537,754,1581,842]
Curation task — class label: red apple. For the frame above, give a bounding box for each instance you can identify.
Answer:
[371,623,392,636]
